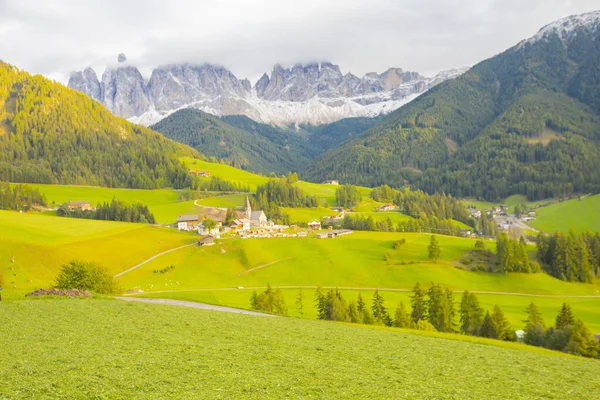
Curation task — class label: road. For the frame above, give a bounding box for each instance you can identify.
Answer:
[121,286,600,299]
[115,296,277,317]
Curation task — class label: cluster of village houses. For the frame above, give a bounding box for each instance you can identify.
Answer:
[467,204,537,234]
[176,197,353,244]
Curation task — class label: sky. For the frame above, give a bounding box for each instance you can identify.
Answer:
[1,0,600,84]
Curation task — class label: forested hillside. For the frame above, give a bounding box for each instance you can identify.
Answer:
[0,62,197,189]
[305,24,600,201]
[152,109,378,175]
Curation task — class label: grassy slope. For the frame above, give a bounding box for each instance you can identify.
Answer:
[115,231,600,331]
[23,183,196,224]
[0,210,195,295]
[530,194,600,233]
[1,300,598,399]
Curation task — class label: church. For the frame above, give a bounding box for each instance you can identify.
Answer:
[245,197,268,228]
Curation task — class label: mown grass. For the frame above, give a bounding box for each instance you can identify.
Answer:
[0,300,598,399]
[530,194,600,233]
[195,193,248,209]
[23,183,196,224]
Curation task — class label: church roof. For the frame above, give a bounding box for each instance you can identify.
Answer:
[250,211,266,219]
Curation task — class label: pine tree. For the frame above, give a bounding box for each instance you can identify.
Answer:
[555,303,575,329]
[428,235,441,262]
[295,291,304,318]
[410,282,427,323]
[479,311,498,339]
[357,293,366,313]
[459,291,484,335]
[523,302,545,330]
[491,305,513,341]
[567,319,600,358]
[371,290,391,326]
[393,301,411,328]
[427,283,455,332]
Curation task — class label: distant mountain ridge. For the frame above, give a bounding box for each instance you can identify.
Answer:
[304,10,600,201]
[68,56,466,127]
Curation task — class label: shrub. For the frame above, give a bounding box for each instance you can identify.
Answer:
[393,239,406,250]
[54,260,120,295]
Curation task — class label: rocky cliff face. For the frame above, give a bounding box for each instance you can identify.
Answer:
[69,56,467,127]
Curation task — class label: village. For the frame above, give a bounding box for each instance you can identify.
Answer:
[175,196,354,245]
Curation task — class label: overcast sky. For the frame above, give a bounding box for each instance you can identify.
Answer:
[1,0,600,84]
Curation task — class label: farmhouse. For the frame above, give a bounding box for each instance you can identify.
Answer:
[308,220,321,230]
[197,170,211,177]
[323,180,340,185]
[230,218,251,232]
[176,214,200,231]
[198,236,215,246]
[66,201,94,211]
[198,221,222,236]
[376,203,396,211]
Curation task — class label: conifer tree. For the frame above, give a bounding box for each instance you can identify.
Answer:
[428,235,441,262]
[479,311,498,339]
[491,305,513,341]
[567,319,600,358]
[295,291,304,318]
[459,291,484,335]
[523,302,545,330]
[410,282,427,323]
[555,303,575,329]
[371,290,391,326]
[393,301,411,328]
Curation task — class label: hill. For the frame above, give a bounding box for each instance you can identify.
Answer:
[1,300,598,399]
[152,109,378,175]
[151,109,313,175]
[0,62,198,189]
[530,194,600,233]
[3,210,598,332]
[305,11,600,201]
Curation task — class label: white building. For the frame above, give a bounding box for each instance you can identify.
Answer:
[245,197,268,228]
[198,221,222,236]
[176,215,200,231]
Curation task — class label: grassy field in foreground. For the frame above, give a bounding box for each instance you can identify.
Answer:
[0,211,195,293]
[1,300,598,399]
[530,194,600,233]
[22,183,196,224]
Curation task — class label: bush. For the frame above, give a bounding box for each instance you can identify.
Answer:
[54,260,120,294]
[393,239,406,250]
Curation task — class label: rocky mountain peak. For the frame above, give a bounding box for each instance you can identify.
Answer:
[520,10,600,47]
[69,59,466,127]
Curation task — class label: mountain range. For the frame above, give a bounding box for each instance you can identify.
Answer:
[304,10,600,201]
[68,57,466,127]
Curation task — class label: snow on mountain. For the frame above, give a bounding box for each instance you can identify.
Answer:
[69,56,467,127]
[520,10,600,47]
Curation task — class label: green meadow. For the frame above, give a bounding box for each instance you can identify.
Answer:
[530,194,600,233]
[24,183,196,224]
[0,210,195,294]
[1,300,598,399]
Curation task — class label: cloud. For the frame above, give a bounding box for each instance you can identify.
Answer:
[1,0,600,84]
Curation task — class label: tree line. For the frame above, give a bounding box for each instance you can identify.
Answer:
[57,198,156,224]
[0,182,46,211]
[251,282,600,359]
[536,230,599,283]
[335,184,362,208]
[253,176,317,216]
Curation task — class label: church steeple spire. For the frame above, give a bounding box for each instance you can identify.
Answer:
[245,196,252,220]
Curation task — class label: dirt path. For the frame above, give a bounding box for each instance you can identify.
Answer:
[123,286,600,299]
[237,258,294,276]
[115,296,276,317]
[113,243,196,278]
